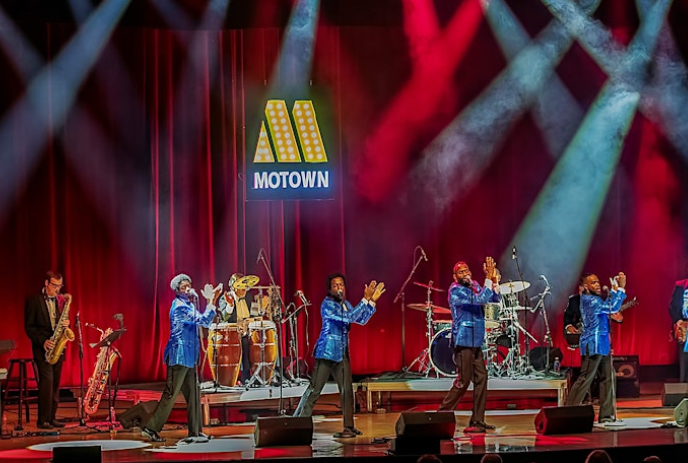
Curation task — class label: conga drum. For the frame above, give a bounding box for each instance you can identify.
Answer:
[248,320,277,382]
[207,323,242,387]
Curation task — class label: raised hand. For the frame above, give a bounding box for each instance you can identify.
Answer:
[364,280,385,301]
[202,283,224,304]
[483,256,498,282]
[616,272,626,288]
[372,282,386,302]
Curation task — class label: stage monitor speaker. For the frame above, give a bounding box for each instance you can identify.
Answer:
[254,416,313,447]
[662,383,688,407]
[117,400,158,429]
[534,405,594,435]
[390,411,456,454]
[674,398,688,427]
[529,347,564,371]
[53,445,101,463]
[395,411,456,438]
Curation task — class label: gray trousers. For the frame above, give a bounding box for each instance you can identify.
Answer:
[566,353,615,420]
[294,356,354,428]
[145,364,202,436]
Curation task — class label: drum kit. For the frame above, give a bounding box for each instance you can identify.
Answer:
[405,279,541,379]
[206,275,284,388]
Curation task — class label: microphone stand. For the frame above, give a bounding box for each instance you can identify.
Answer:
[394,248,425,373]
[512,249,534,371]
[75,312,87,426]
[532,280,554,374]
[257,249,288,414]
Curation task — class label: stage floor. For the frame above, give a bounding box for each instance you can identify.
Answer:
[0,394,684,463]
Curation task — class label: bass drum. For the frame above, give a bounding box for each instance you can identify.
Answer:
[430,328,457,377]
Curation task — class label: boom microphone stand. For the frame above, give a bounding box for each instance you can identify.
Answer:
[511,246,534,370]
[256,248,288,414]
[393,246,427,374]
[75,311,87,426]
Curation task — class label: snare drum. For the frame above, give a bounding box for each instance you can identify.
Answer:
[207,323,242,387]
[484,303,502,328]
[249,320,278,382]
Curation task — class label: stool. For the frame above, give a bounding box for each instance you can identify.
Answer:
[3,358,39,430]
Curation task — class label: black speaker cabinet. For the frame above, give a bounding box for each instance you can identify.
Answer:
[529,347,564,371]
[117,400,158,429]
[662,383,688,406]
[395,411,456,438]
[534,405,594,435]
[253,416,313,447]
[675,398,688,427]
[53,445,101,463]
[390,411,456,455]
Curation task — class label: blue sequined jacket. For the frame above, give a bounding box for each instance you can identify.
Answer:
[314,296,376,362]
[681,286,688,352]
[579,289,626,356]
[164,295,217,368]
[448,280,501,348]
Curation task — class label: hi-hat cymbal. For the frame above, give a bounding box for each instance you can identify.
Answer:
[499,280,530,294]
[413,281,444,292]
[407,303,451,315]
[233,275,260,290]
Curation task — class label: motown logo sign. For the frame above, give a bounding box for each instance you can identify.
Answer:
[247,99,334,200]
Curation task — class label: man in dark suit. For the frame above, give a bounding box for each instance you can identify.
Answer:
[669,264,688,381]
[24,271,71,429]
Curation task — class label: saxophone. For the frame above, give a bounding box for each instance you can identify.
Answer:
[45,294,75,364]
[83,328,119,415]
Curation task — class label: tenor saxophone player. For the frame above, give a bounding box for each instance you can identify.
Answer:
[24,270,71,429]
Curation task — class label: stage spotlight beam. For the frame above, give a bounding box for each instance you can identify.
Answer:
[507,0,672,295]
[0,0,132,222]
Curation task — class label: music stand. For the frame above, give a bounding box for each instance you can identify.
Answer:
[90,328,125,429]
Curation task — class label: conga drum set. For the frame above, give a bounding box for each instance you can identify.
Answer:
[206,275,281,388]
[404,280,539,379]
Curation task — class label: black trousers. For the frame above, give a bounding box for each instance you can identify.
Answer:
[678,344,688,383]
[145,364,203,436]
[294,356,354,428]
[32,348,63,424]
[438,346,487,422]
[566,353,615,420]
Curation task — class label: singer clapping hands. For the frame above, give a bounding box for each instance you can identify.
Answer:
[483,257,500,285]
[364,281,386,302]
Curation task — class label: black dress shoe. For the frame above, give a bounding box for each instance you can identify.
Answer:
[333,429,356,438]
[141,427,166,442]
[51,420,65,428]
[345,426,363,436]
[36,422,54,430]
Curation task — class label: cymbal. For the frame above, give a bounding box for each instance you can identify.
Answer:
[499,280,530,294]
[232,275,260,290]
[407,303,451,315]
[413,281,444,292]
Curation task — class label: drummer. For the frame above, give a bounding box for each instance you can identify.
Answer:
[217,273,254,384]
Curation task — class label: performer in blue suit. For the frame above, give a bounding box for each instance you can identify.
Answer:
[438,257,501,433]
[141,273,222,443]
[566,272,627,423]
[294,273,385,438]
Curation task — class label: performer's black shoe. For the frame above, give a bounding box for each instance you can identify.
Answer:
[471,420,496,430]
[345,426,363,436]
[333,428,357,438]
[599,416,615,424]
[36,421,54,430]
[141,427,166,442]
[50,420,65,428]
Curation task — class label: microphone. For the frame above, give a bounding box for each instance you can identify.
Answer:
[187,288,199,299]
[337,290,344,299]
[295,290,311,306]
[512,246,517,260]
[256,248,263,264]
[540,275,551,288]
[86,323,97,329]
[419,246,428,262]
